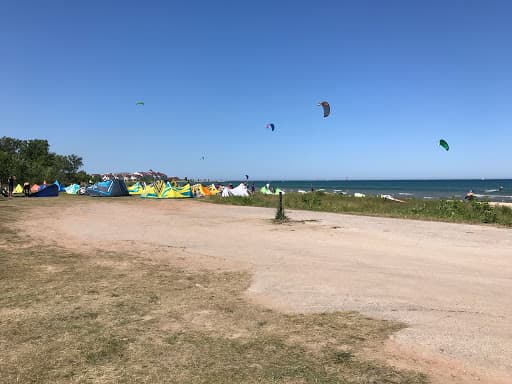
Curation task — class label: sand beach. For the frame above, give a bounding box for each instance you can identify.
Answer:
[14,198,512,383]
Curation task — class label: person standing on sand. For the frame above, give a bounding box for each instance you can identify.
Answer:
[8,175,15,198]
[23,182,30,197]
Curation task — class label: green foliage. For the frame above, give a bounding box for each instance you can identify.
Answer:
[209,193,512,227]
[0,136,89,185]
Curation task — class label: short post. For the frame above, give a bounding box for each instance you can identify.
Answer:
[275,191,287,222]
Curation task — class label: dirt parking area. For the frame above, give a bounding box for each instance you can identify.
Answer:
[18,198,512,383]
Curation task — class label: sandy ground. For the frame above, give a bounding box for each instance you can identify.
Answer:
[490,202,512,208]
[20,198,512,383]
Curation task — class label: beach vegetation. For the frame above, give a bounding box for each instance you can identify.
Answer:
[209,192,512,227]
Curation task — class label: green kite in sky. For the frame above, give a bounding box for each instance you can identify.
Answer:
[439,139,449,151]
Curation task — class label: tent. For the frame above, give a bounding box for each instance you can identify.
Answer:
[14,184,23,194]
[30,183,59,197]
[221,183,249,197]
[65,184,80,194]
[30,184,40,193]
[86,179,130,197]
[141,180,193,199]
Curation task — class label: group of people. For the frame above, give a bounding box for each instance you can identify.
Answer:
[2,176,31,198]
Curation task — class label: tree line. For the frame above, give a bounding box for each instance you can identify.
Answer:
[0,136,90,186]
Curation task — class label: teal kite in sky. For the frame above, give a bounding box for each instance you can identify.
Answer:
[135,101,144,106]
[439,139,449,151]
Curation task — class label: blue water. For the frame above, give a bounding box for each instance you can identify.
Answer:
[223,179,512,202]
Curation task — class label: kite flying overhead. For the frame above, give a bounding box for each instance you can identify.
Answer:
[135,101,144,106]
[439,139,449,151]
[266,123,275,132]
[318,101,330,118]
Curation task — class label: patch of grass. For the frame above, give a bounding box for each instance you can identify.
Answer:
[85,335,129,364]
[333,351,354,363]
[0,200,427,383]
[208,192,512,226]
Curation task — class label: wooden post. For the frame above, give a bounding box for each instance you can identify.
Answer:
[277,191,284,220]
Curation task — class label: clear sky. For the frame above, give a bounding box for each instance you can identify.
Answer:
[1,0,511,180]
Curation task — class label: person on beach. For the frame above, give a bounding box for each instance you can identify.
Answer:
[465,190,475,201]
[23,182,30,197]
[8,175,15,198]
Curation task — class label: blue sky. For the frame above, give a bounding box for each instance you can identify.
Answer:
[1,0,511,180]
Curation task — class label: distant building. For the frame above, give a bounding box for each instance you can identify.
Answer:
[97,170,171,182]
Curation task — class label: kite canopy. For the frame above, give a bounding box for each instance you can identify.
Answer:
[439,139,449,151]
[266,123,275,131]
[30,183,59,197]
[135,101,144,106]
[318,101,330,118]
[86,179,130,197]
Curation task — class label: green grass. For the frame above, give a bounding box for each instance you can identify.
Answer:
[0,199,428,383]
[207,192,512,226]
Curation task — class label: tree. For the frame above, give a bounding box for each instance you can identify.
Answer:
[65,154,83,174]
[0,136,90,185]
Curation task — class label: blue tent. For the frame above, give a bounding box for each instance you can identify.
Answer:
[30,183,59,197]
[86,179,130,197]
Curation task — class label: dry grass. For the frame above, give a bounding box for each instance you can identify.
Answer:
[0,197,427,383]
